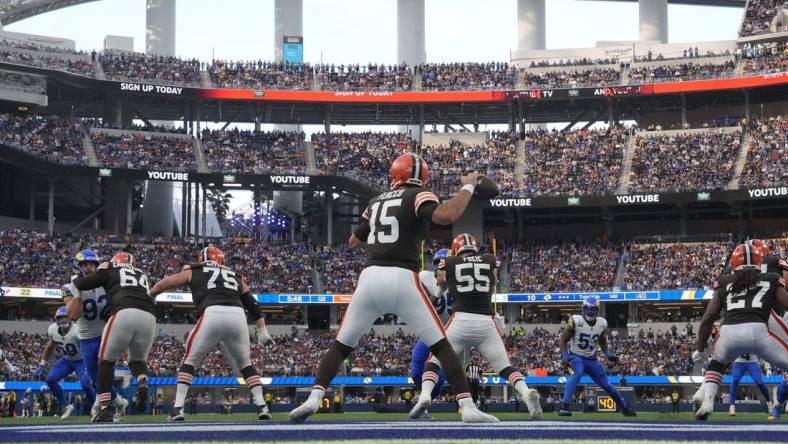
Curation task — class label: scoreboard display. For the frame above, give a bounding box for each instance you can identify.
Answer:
[597,395,617,412]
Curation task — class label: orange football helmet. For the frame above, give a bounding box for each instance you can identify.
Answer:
[110,252,135,267]
[198,246,225,265]
[731,243,762,271]
[451,233,479,256]
[389,153,429,190]
[747,239,771,258]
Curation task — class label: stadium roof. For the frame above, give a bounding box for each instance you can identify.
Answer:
[580,0,745,7]
[0,0,99,26]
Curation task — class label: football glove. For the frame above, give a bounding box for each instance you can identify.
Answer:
[691,350,704,362]
[35,363,46,378]
[257,326,274,346]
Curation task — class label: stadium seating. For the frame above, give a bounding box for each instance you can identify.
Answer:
[520,127,627,196]
[740,40,788,74]
[623,241,733,291]
[314,245,365,294]
[316,63,412,91]
[739,0,785,37]
[628,60,736,84]
[91,131,196,171]
[208,60,312,90]
[740,115,788,187]
[100,52,201,86]
[522,67,621,88]
[201,129,306,174]
[0,114,89,166]
[626,129,742,193]
[416,63,516,90]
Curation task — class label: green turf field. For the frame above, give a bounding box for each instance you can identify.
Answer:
[0,411,778,424]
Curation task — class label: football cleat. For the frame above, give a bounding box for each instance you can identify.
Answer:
[60,404,74,420]
[168,406,185,422]
[257,404,272,420]
[91,406,113,423]
[623,408,637,417]
[768,404,781,421]
[695,402,714,421]
[557,409,572,417]
[523,389,542,420]
[114,396,129,421]
[729,405,736,416]
[461,406,499,423]
[408,395,432,419]
[136,383,149,413]
[288,399,319,424]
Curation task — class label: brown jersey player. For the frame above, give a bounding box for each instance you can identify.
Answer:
[289,152,498,424]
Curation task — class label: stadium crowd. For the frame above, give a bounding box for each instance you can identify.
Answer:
[316,63,412,91]
[0,48,94,77]
[314,245,365,294]
[740,115,788,187]
[91,132,196,171]
[100,52,201,86]
[0,114,89,166]
[507,240,620,292]
[208,60,312,90]
[628,60,736,84]
[416,63,516,90]
[522,67,620,88]
[520,127,627,196]
[740,40,788,74]
[627,130,742,193]
[623,241,733,291]
[201,129,305,174]
[739,0,785,37]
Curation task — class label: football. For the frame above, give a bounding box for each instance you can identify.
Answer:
[473,176,500,199]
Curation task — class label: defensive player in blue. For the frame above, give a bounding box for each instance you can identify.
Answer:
[558,297,636,417]
[727,353,771,416]
[769,373,787,420]
[35,306,95,419]
[410,248,452,408]
[61,250,128,418]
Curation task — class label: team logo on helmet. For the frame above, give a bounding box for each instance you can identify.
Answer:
[747,239,771,258]
[451,233,479,256]
[389,153,429,190]
[73,249,100,274]
[55,306,71,330]
[111,252,135,267]
[582,296,600,321]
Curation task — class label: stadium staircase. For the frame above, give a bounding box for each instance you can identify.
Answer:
[304,141,318,174]
[726,128,751,190]
[514,138,527,193]
[82,134,99,167]
[615,134,638,194]
[613,244,628,290]
[200,70,211,88]
[411,71,422,91]
[93,60,106,80]
[620,65,631,85]
[515,70,527,90]
[193,136,209,173]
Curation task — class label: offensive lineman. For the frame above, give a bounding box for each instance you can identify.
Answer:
[289,153,498,424]
[148,246,275,421]
[726,353,771,416]
[73,252,156,423]
[558,297,637,417]
[61,250,128,417]
[692,243,788,420]
[409,233,542,419]
[35,306,95,419]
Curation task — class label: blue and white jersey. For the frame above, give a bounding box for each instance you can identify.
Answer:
[419,270,452,324]
[61,278,110,340]
[734,353,759,364]
[568,314,608,358]
[47,323,82,361]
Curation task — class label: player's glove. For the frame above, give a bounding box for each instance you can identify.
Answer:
[256,326,275,346]
[603,351,619,363]
[560,351,573,362]
[691,350,704,362]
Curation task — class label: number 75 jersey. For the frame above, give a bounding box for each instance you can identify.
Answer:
[61,281,109,340]
[568,314,608,358]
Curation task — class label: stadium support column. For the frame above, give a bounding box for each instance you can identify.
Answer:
[681,93,687,126]
[47,179,54,235]
[28,175,35,222]
[397,0,425,139]
[744,90,751,120]
[180,183,187,238]
[517,0,546,52]
[146,0,176,56]
[143,181,174,238]
[274,0,303,61]
[201,183,207,239]
[639,0,668,43]
[326,194,334,245]
[126,184,133,234]
[194,183,200,244]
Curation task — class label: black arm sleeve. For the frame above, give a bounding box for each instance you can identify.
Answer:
[416,201,438,221]
[240,291,263,322]
[73,269,108,291]
[353,219,371,241]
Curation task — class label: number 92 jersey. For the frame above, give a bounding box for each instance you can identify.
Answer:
[568,314,608,358]
[61,281,109,340]
[715,272,784,326]
[72,262,155,316]
[47,323,82,361]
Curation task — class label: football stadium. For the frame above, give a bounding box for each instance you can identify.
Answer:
[0,0,786,443]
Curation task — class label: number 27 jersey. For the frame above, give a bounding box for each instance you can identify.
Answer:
[363,186,439,272]
[716,272,784,326]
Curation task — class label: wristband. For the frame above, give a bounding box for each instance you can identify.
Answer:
[461,184,476,194]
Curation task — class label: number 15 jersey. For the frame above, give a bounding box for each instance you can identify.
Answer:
[362,186,439,272]
[73,262,155,316]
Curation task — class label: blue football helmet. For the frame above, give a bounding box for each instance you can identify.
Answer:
[73,249,100,274]
[582,296,600,322]
[54,306,71,330]
[432,248,450,265]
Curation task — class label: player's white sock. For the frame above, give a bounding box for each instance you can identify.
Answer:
[701,381,718,407]
[513,379,529,398]
[420,380,436,400]
[174,383,189,408]
[250,386,265,406]
[458,397,478,410]
[113,395,125,408]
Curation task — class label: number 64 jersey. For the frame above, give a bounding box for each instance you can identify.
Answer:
[73,262,155,316]
[568,315,608,358]
[61,280,108,340]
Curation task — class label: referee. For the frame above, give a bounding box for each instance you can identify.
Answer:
[466,362,482,404]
